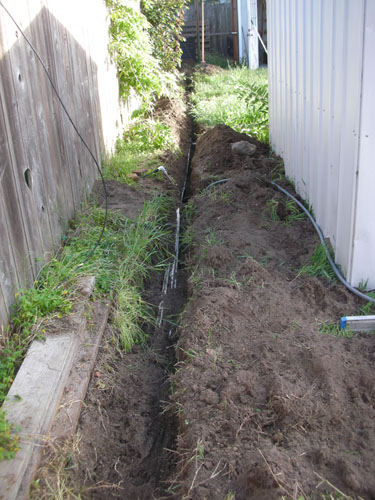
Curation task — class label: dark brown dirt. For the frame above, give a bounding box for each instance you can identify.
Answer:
[168,125,375,499]
[39,110,375,498]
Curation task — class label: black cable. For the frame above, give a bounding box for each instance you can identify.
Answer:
[0,1,108,265]
[205,177,375,305]
[267,180,375,304]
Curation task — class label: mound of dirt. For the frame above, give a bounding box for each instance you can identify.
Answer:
[190,124,270,193]
[169,126,375,499]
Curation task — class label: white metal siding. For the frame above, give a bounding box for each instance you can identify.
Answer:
[268,0,375,288]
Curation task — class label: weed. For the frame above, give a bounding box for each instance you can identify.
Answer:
[206,186,231,204]
[204,228,224,247]
[284,199,306,224]
[178,347,197,360]
[358,292,375,316]
[181,226,194,252]
[0,410,19,460]
[267,199,280,222]
[297,244,337,282]
[189,439,204,464]
[270,162,285,181]
[318,321,354,339]
[238,251,256,262]
[205,51,232,69]
[267,198,306,225]
[183,200,198,225]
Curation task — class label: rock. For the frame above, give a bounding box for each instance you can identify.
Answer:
[133,167,149,175]
[231,141,257,156]
[126,173,139,182]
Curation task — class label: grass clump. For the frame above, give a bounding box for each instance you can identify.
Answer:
[318,321,354,339]
[358,291,375,316]
[191,66,269,143]
[266,198,307,225]
[297,244,337,282]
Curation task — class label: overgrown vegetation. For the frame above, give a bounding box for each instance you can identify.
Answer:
[106,0,187,107]
[0,196,171,459]
[140,0,188,73]
[191,66,269,143]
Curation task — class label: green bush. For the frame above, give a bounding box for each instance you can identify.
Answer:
[141,0,188,73]
[106,0,185,106]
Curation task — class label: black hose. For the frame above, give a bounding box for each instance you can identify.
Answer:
[205,177,375,305]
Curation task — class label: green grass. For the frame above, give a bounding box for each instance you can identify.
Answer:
[266,198,307,225]
[191,66,269,143]
[318,320,354,339]
[0,195,172,460]
[297,244,337,282]
[205,51,232,69]
[104,118,178,183]
[358,291,375,316]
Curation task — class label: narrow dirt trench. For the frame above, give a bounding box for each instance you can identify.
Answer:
[66,95,196,499]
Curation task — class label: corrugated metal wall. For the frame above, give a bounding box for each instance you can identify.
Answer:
[267,0,375,288]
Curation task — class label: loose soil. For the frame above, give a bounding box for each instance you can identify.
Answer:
[35,75,375,499]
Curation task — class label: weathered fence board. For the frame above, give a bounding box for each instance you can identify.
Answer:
[182,3,233,59]
[0,0,131,329]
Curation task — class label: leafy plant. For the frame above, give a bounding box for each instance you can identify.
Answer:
[141,0,188,73]
[106,0,180,105]
[0,409,19,460]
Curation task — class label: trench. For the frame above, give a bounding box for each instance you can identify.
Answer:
[138,131,196,497]
[73,123,197,499]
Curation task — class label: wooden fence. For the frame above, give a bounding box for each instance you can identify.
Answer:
[182,3,233,59]
[0,0,130,330]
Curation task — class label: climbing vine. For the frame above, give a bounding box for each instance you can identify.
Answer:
[106,0,187,106]
[140,0,188,73]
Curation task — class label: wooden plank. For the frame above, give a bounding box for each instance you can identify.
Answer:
[49,299,110,440]
[0,277,96,500]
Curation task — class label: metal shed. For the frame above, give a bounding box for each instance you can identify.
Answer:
[267,0,375,289]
